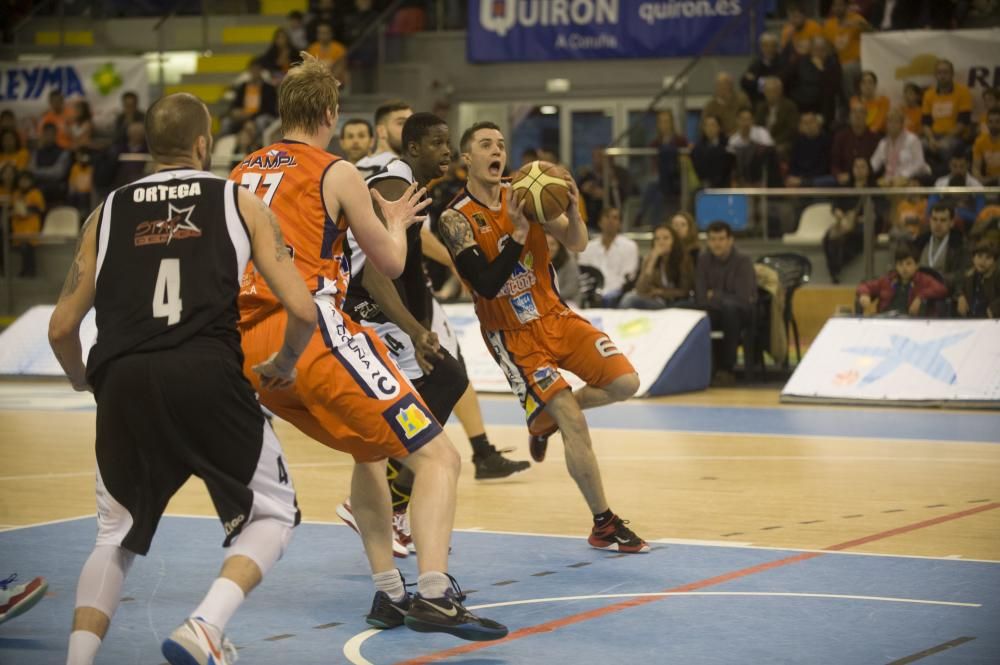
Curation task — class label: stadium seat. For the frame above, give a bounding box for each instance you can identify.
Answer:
[212,134,238,166]
[756,253,812,367]
[782,203,834,246]
[694,192,750,231]
[41,207,81,239]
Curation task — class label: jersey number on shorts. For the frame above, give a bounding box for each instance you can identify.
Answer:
[152,258,182,325]
[384,333,405,356]
[276,455,289,485]
[240,172,284,207]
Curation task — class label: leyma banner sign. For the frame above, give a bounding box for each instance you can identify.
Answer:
[468,0,763,63]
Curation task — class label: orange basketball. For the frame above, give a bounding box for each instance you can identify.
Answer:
[510,160,570,223]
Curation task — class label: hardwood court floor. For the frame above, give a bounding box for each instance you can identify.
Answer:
[1,383,998,561]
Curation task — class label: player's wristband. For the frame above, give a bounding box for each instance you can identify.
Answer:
[455,239,524,299]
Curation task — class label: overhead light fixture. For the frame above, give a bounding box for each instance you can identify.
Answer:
[546,78,570,93]
[539,105,558,115]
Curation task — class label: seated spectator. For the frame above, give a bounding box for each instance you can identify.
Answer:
[823,0,871,114]
[786,36,842,126]
[286,10,308,51]
[112,91,145,149]
[695,220,757,384]
[0,109,23,143]
[915,202,966,290]
[0,163,16,200]
[786,112,834,187]
[824,157,873,283]
[857,243,949,316]
[703,72,751,136]
[577,207,639,306]
[67,99,94,151]
[973,108,1000,185]
[871,108,930,186]
[0,129,29,170]
[977,87,999,136]
[546,232,581,306]
[728,108,779,186]
[11,171,45,278]
[339,118,374,164]
[308,23,347,82]
[780,2,823,62]
[221,59,278,136]
[851,70,889,134]
[231,119,262,168]
[67,149,94,218]
[832,104,881,185]
[741,32,784,106]
[28,123,70,205]
[754,77,798,159]
[259,28,300,82]
[111,121,149,189]
[669,211,701,264]
[578,149,630,229]
[932,152,985,231]
[691,115,733,188]
[955,241,1000,318]
[36,90,73,149]
[922,59,973,173]
[890,195,925,252]
[901,82,925,135]
[306,0,337,43]
[620,224,694,309]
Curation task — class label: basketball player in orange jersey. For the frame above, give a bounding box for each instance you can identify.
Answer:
[231,55,507,640]
[438,121,649,553]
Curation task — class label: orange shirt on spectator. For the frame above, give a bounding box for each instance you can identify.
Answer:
[903,105,923,135]
[922,83,973,135]
[851,95,889,133]
[781,19,823,56]
[307,40,346,67]
[0,147,29,170]
[69,161,94,194]
[896,197,927,228]
[242,83,262,116]
[37,109,73,149]
[12,187,45,237]
[823,12,867,65]
[973,132,1000,178]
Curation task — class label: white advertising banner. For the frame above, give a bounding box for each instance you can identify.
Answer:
[860,28,1000,118]
[781,318,1000,406]
[0,57,149,136]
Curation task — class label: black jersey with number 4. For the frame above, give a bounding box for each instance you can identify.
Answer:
[86,169,252,386]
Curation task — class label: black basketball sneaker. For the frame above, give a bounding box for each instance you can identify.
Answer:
[404,577,508,641]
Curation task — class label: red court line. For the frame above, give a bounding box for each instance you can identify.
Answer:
[395,502,1000,665]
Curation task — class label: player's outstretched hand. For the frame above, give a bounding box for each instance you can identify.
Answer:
[504,186,530,243]
[253,352,298,391]
[563,175,582,223]
[372,183,431,229]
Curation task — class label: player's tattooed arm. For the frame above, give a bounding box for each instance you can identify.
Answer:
[438,209,477,258]
[264,206,291,262]
[59,205,100,299]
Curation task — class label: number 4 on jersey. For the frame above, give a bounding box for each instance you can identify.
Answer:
[153,258,182,325]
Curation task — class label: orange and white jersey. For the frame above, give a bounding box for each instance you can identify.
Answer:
[230,140,350,325]
[448,181,565,332]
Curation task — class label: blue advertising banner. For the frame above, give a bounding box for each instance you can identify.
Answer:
[467,0,764,63]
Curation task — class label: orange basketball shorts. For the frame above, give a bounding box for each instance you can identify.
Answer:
[239,298,442,463]
[481,307,636,425]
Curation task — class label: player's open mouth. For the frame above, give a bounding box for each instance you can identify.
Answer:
[488,160,501,176]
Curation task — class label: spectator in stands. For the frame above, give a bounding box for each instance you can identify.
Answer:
[889,195,925,252]
[915,202,967,290]
[832,104,880,185]
[578,207,639,306]
[922,59,973,172]
[231,120,263,168]
[339,118,373,164]
[342,0,380,93]
[955,241,1000,318]
[286,10,308,51]
[728,108,779,186]
[221,59,278,136]
[654,109,689,214]
[823,0,871,115]
[901,82,925,135]
[695,220,757,385]
[703,72,752,136]
[112,91,144,149]
[0,164,16,204]
[851,70,889,134]
[620,224,694,309]
[978,88,999,136]
[755,77,799,160]
[932,152,985,234]
[973,108,1000,185]
[857,244,948,316]
[871,108,930,186]
[28,123,70,205]
[111,121,148,189]
[546,232,581,306]
[786,36,842,127]
[781,2,823,62]
[691,114,733,189]
[67,149,94,218]
[308,22,347,82]
[578,149,630,230]
[11,170,45,278]
[259,29,299,82]
[0,109,19,139]
[669,211,701,264]
[67,99,94,151]
[36,90,72,149]
[824,157,873,283]
[0,129,29,170]
[741,32,784,106]
[306,0,337,43]
[786,111,834,187]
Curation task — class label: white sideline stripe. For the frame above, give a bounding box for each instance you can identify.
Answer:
[342,592,982,665]
[0,460,354,482]
[0,514,94,531]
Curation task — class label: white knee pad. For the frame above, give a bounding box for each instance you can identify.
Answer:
[224,518,293,577]
[75,545,136,617]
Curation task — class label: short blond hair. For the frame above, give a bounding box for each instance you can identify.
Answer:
[278,52,340,135]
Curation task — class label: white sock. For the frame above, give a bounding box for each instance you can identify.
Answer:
[372,569,405,602]
[417,571,451,599]
[191,578,245,631]
[66,630,101,665]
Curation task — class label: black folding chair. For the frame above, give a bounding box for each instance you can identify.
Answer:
[578,265,605,309]
[755,253,812,367]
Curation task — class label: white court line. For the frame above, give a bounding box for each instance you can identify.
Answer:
[0,461,353,482]
[342,591,982,665]
[0,514,94,531]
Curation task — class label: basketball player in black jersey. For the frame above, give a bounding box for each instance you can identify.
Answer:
[50,93,317,665]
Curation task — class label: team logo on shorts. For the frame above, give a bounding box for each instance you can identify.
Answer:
[533,366,559,392]
[472,212,490,231]
[524,393,541,420]
[595,336,622,357]
[383,394,440,451]
[395,404,431,439]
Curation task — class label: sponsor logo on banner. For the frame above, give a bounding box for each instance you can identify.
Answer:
[842,332,972,386]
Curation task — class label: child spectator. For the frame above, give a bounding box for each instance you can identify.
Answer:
[851,70,890,134]
[67,150,94,218]
[955,241,1000,318]
[11,171,45,278]
[901,82,924,135]
[857,244,948,317]
[620,223,694,309]
[973,108,1000,185]
[0,129,28,170]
